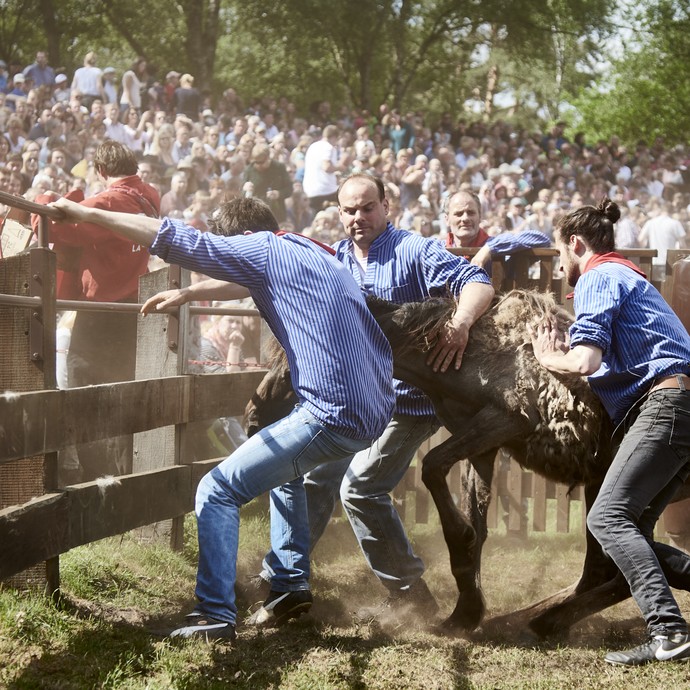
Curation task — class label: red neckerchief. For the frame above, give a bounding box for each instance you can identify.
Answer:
[276,230,336,255]
[567,252,648,299]
[445,227,490,259]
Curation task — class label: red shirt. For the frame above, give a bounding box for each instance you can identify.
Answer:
[445,227,491,256]
[36,176,160,301]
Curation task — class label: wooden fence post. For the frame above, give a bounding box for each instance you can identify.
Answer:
[133,265,189,548]
[0,248,58,592]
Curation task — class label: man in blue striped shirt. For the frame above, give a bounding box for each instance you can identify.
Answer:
[50,194,396,643]
[255,174,495,626]
[530,197,690,667]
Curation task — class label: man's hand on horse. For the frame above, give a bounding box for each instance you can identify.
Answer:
[426,320,470,373]
[528,320,569,365]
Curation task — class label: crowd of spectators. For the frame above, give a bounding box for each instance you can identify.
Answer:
[1,50,689,271]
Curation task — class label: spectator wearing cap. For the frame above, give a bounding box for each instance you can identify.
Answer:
[23,51,55,88]
[53,74,70,103]
[102,67,118,104]
[5,73,30,110]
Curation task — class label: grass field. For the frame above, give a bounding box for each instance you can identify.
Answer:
[1,504,689,689]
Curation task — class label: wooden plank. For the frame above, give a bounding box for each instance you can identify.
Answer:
[133,267,188,545]
[555,483,570,533]
[0,250,56,589]
[532,474,547,532]
[191,371,268,421]
[0,464,203,580]
[134,267,186,475]
[0,373,266,464]
[412,450,429,525]
[506,456,524,533]
[0,492,68,580]
[66,466,193,547]
[487,463,500,530]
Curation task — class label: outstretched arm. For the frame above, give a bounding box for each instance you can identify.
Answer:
[50,197,162,248]
[141,279,250,314]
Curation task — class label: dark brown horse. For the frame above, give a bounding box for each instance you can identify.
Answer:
[245,290,690,637]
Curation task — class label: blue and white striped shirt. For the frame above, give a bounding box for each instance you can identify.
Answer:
[333,223,492,416]
[569,262,690,424]
[485,230,551,255]
[151,219,395,440]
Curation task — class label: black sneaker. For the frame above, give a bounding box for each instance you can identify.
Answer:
[356,578,439,624]
[605,633,690,666]
[169,612,236,642]
[246,589,313,627]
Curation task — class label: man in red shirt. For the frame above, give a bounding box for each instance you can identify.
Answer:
[36,140,160,480]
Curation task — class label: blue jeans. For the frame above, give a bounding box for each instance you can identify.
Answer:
[193,405,370,624]
[587,389,690,636]
[264,414,438,591]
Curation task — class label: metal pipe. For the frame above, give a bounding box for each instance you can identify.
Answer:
[0,190,66,222]
[0,292,260,317]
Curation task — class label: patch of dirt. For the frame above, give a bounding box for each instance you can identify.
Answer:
[59,593,148,626]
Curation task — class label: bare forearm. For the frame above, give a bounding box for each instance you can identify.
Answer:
[452,281,495,328]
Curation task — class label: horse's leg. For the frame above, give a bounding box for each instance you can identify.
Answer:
[446,450,496,631]
[422,409,527,632]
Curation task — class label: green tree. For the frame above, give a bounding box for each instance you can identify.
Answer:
[572,0,690,146]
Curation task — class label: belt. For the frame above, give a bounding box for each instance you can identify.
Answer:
[648,374,690,394]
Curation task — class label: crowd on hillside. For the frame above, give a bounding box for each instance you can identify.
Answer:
[1,50,689,273]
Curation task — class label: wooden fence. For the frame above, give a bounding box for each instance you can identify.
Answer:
[1,242,689,592]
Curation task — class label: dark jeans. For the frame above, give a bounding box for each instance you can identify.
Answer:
[587,389,690,636]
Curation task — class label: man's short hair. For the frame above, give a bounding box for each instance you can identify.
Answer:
[93,140,138,177]
[337,172,385,204]
[210,197,279,236]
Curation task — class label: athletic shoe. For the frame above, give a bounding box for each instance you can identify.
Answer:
[605,633,690,666]
[169,612,236,642]
[246,589,313,627]
[355,578,439,624]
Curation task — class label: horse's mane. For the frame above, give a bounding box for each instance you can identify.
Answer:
[378,289,573,353]
[477,289,573,351]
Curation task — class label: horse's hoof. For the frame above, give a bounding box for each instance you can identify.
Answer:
[440,606,483,634]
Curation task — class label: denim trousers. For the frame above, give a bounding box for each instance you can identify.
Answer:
[587,389,690,636]
[194,405,370,624]
[264,414,439,591]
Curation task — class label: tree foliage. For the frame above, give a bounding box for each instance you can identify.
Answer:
[1,0,621,129]
[571,0,690,146]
